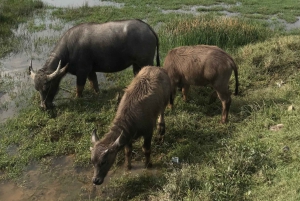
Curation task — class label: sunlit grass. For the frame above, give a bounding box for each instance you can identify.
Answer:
[1,0,300,200]
[159,14,273,56]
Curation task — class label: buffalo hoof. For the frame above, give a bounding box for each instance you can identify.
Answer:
[40,103,55,111]
[92,177,104,185]
[155,136,164,144]
[220,120,228,124]
[145,162,153,169]
[126,164,132,171]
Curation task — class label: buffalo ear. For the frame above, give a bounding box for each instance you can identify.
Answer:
[91,129,99,144]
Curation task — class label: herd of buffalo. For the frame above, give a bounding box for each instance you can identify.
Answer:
[28,19,239,185]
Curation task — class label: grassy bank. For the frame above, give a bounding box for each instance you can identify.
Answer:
[1,0,300,200]
[0,0,43,58]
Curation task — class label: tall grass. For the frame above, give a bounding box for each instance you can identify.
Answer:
[159,14,274,56]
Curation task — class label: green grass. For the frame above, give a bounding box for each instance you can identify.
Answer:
[231,0,300,23]
[1,0,300,200]
[159,14,273,57]
[0,0,44,58]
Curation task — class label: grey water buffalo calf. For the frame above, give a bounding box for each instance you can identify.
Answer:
[163,45,239,123]
[90,66,171,185]
[29,19,160,109]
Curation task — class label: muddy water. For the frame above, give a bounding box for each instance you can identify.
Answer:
[0,155,161,201]
[0,156,93,201]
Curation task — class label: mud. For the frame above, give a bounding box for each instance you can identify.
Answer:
[0,155,161,201]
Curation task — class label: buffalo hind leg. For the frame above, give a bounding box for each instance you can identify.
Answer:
[133,57,154,76]
[124,143,133,170]
[216,90,231,124]
[132,64,142,76]
[87,71,99,93]
[157,110,166,143]
[142,132,153,168]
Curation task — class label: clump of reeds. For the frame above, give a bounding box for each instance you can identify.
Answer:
[160,14,273,53]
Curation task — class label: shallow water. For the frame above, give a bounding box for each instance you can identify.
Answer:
[284,17,300,30]
[0,155,161,201]
[0,9,73,122]
[161,3,300,30]
[0,8,109,123]
[162,3,240,16]
[42,0,124,8]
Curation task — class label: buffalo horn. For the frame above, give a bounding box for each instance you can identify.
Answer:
[46,60,62,81]
[29,59,36,80]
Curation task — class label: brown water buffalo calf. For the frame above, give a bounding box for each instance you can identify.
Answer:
[90,66,171,185]
[163,45,238,123]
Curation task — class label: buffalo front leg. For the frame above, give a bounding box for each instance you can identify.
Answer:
[142,133,153,168]
[76,70,89,98]
[87,71,100,93]
[209,91,218,104]
[124,143,133,170]
[217,91,231,124]
[76,85,84,98]
[182,84,190,102]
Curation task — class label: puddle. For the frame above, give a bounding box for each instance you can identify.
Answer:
[42,0,125,8]
[161,3,300,30]
[0,155,93,201]
[162,3,240,16]
[0,8,108,123]
[0,155,161,201]
[282,17,300,30]
[0,9,72,123]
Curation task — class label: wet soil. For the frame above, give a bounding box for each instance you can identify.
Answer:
[0,155,161,201]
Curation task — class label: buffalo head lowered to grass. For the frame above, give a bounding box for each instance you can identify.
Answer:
[29,19,160,110]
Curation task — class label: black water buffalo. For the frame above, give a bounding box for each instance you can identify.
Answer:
[29,19,160,109]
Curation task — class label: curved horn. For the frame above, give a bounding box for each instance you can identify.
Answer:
[46,60,62,81]
[29,59,36,80]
